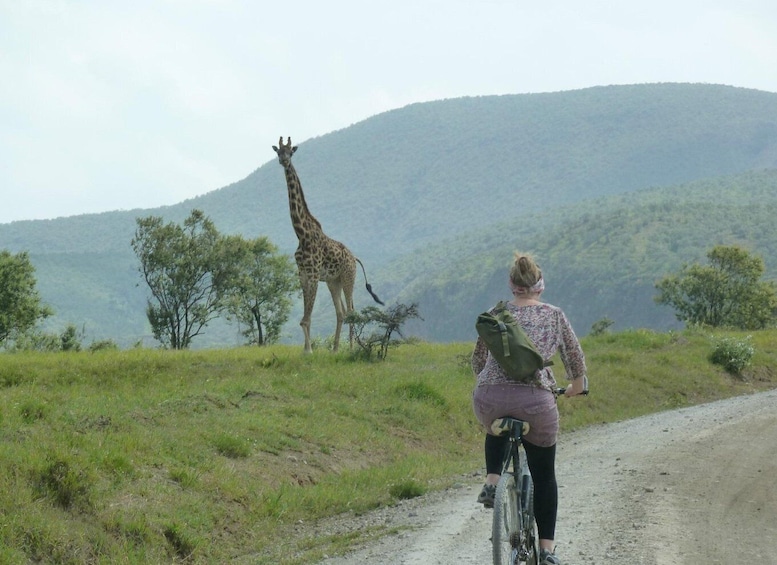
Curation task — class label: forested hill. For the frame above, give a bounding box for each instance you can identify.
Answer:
[4,83,777,263]
[2,83,777,346]
[386,169,777,342]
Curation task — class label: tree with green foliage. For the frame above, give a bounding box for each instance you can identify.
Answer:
[220,236,299,345]
[0,250,52,345]
[346,303,421,360]
[59,324,83,352]
[655,245,777,329]
[132,210,230,349]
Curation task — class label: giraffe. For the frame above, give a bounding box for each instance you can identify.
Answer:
[272,136,383,353]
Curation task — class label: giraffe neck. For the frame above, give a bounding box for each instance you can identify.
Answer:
[283,162,322,241]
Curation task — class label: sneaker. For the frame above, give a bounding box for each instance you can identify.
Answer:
[477,483,496,508]
[539,549,561,565]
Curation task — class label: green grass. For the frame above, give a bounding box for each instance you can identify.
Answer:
[1,331,776,564]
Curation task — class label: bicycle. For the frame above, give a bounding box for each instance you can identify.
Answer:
[490,385,588,565]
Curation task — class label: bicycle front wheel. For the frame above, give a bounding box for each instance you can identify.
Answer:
[492,473,519,565]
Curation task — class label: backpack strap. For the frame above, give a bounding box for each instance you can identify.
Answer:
[496,319,511,358]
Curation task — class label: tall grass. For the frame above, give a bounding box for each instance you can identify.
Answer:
[1,330,776,563]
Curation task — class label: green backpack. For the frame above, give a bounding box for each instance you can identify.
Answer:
[475,301,552,383]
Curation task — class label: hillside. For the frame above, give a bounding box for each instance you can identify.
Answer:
[2,83,777,346]
[386,169,777,342]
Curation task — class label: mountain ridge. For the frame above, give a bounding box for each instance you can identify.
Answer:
[3,83,777,346]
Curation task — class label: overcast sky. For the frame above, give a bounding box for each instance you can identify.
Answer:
[2,0,776,224]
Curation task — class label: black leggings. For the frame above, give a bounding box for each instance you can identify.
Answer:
[485,433,558,540]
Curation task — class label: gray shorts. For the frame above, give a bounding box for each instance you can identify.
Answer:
[472,384,559,447]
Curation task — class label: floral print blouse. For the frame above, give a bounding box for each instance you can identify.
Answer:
[471,302,587,391]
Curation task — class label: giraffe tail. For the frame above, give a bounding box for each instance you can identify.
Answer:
[356,258,384,305]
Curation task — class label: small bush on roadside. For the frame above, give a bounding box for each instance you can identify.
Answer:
[710,335,755,375]
[389,480,426,500]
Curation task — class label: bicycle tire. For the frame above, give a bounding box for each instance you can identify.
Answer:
[520,467,539,565]
[492,473,519,565]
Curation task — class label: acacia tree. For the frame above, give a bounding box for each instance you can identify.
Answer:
[132,210,228,349]
[0,250,52,345]
[220,236,299,345]
[655,245,777,329]
[346,303,421,360]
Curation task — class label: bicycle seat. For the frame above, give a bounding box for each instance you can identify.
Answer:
[490,417,530,437]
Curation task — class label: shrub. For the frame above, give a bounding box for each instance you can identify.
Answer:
[389,480,426,500]
[590,317,615,336]
[710,335,755,375]
[346,302,421,360]
[89,339,119,352]
[60,324,82,352]
[7,330,60,352]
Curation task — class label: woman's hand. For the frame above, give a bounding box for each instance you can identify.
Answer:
[564,376,588,397]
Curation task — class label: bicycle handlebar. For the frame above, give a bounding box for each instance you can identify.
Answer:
[555,387,589,396]
[555,376,590,397]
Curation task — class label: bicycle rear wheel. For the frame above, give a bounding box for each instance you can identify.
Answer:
[492,473,519,565]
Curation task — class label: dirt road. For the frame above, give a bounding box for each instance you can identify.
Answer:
[317,389,777,564]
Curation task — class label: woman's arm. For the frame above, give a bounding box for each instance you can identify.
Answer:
[557,310,588,382]
[471,337,489,377]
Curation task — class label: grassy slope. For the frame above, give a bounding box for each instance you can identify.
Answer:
[1,330,776,564]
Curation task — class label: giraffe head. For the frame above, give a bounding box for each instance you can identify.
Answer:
[272,136,297,167]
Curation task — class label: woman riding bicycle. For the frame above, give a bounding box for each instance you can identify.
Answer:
[471,252,588,565]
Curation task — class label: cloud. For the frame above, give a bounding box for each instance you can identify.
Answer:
[1,0,777,223]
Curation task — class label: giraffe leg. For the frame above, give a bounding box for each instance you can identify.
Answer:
[300,275,318,354]
[342,279,356,351]
[327,281,346,352]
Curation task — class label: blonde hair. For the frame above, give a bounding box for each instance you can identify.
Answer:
[509,252,542,288]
